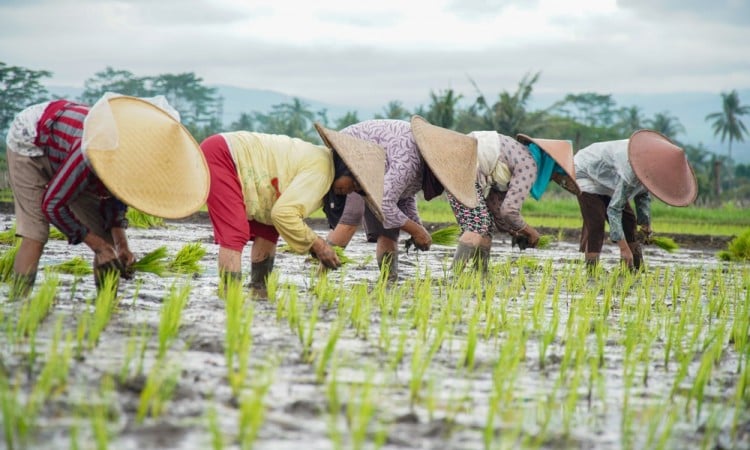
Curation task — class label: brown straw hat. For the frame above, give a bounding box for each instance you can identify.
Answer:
[82,96,210,219]
[627,129,698,206]
[314,123,386,223]
[516,134,581,195]
[409,115,479,208]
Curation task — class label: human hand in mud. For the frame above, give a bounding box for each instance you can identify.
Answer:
[636,225,653,244]
[117,246,135,279]
[310,237,341,269]
[511,225,539,250]
[403,221,431,253]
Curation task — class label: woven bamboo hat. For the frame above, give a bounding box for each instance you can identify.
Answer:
[82,95,210,219]
[314,123,386,223]
[516,134,581,195]
[409,115,479,208]
[628,129,698,206]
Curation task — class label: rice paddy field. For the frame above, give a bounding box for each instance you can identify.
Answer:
[1,210,749,450]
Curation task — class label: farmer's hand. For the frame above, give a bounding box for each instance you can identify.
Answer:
[411,226,432,251]
[638,224,653,243]
[618,240,634,269]
[310,237,341,269]
[117,246,135,279]
[517,225,540,248]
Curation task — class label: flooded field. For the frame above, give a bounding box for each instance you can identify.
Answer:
[1,211,749,450]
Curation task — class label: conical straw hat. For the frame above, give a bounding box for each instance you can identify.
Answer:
[409,115,479,208]
[628,129,698,206]
[83,96,210,219]
[516,134,581,195]
[314,123,386,224]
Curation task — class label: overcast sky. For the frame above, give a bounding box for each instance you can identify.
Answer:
[1,0,748,110]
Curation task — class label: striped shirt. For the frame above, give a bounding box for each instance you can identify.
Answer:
[35,100,127,244]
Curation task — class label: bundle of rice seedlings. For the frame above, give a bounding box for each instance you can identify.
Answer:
[126,209,165,229]
[405,224,461,253]
[47,256,93,276]
[718,229,750,262]
[332,246,354,265]
[167,242,206,274]
[49,227,66,240]
[650,236,679,253]
[536,235,554,249]
[0,226,17,245]
[430,224,461,246]
[0,242,20,282]
[131,246,169,276]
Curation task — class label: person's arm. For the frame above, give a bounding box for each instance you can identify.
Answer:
[634,191,652,236]
[499,156,536,243]
[42,147,94,244]
[607,180,634,266]
[270,170,340,268]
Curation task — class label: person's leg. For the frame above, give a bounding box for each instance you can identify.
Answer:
[577,193,609,271]
[7,150,52,298]
[621,202,643,271]
[450,184,493,274]
[376,234,399,282]
[248,220,279,294]
[200,134,251,291]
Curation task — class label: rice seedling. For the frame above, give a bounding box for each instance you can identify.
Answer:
[47,256,93,276]
[0,225,18,244]
[91,376,114,450]
[126,208,165,228]
[718,228,750,261]
[237,362,274,450]
[315,319,343,384]
[157,282,191,359]
[0,241,20,283]
[404,224,460,252]
[48,227,66,240]
[650,236,679,252]
[136,359,181,422]
[536,234,554,249]
[205,403,224,450]
[224,278,254,398]
[1,363,27,449]
[345,366,384,450]
[332,245,354,265]
[130,246,169,276]
[87,272,120,349]
[167,242,206,274]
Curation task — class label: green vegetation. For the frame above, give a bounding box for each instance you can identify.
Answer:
[718,228,750,261]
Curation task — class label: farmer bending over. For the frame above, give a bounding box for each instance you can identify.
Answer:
[574,129,698,272]
[199,129,382,296]
[5,94,209,297]
[410,116,579,274]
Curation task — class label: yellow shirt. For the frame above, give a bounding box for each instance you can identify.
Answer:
[222,131,334,253]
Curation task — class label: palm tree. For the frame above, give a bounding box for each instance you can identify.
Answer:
[705,90,750,161]
[373,100,410,120]
[616,106,645,137]
[645,111,685,140]
[425,89,462,129]
[471,72,542,136]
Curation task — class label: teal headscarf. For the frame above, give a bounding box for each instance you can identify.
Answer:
[527,142,565,200]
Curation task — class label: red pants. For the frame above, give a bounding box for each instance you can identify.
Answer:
[199,134,279,251]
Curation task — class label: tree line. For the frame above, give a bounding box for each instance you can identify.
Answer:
[1,62,749,204]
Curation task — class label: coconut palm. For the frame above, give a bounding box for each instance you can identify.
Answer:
[424,89,462,129]
[375,100,411,120]
[645,111,685,140]
[705,90,750,161]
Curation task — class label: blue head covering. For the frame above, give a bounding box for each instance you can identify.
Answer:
[527,142,565,200]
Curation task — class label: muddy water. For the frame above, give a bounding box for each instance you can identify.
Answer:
[1,212,749,450]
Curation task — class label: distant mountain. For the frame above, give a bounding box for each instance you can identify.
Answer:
[46,85,750,163]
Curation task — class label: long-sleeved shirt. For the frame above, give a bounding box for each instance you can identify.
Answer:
[474,132,537,233]
[340,120,423,229]
[223,131,334,253]
[32,100,126,244]
[574,139,651,242]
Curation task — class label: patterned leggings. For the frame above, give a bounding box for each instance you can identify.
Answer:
[447,183,494,238]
